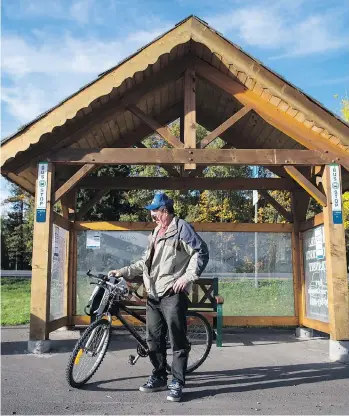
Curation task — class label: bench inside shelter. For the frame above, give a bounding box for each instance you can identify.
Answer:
[119,275,224,347]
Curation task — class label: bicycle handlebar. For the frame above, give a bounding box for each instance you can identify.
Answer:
[86,270,144,301]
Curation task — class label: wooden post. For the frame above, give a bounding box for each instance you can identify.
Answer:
[67,230,77,325]
[60,195,70,320]
[213,278,223,348]
[322,165,349,340]
[291,192,302,323]
[29,162,55,341]
[66,188,77,326]
[183,69,196,170]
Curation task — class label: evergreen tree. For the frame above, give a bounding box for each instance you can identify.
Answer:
[1,184,33,269]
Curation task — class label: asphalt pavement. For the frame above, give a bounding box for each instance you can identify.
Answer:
[2,325,349,415]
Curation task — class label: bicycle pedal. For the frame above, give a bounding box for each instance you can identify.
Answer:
[128,354,136,365]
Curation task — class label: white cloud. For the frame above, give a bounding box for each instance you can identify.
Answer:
[1,25,169,134]
[1,34,128,77]
[206,0,349,58]
[2,84,48,124]
[69,0,94,25]
[2,0,125,26]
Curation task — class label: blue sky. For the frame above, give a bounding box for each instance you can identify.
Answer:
[1,0,349,204]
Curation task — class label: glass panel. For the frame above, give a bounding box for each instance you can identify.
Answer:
[50,224,68,320]
[199,232,294,316]
[302,225,328,322]
[76,230,294,316]
[76,231,148,314]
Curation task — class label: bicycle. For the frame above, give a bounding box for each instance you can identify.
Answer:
[66,270,213,388]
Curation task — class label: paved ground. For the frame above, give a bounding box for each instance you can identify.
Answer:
[1,325,349,415]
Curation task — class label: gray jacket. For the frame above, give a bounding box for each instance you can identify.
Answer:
[118,217,209,298]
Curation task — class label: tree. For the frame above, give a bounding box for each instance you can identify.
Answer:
[119,121,255,223]
[77,165,133,221]
[1,184,33,269]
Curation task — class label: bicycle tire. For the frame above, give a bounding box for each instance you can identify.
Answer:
[66,318,111,388]
[166,311,213,374]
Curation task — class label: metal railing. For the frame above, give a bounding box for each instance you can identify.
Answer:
[1,270,32,278]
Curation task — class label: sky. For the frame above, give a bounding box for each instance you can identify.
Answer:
[1,0,349,205]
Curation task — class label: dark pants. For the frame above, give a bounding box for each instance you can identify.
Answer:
[146,291,189,385]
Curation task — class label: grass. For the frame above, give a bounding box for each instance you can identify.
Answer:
[0,277,296,325]
[1,278,31,326]
[219,279,294,316]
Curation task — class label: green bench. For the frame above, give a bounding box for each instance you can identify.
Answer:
[122,276,224,347]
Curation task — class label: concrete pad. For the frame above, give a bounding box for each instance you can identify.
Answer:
[329,339,349,363]
[1,326,349,415]
[28,340,51,354]
[296,327,314,339]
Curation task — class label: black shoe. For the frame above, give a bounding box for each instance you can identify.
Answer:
[139,376,167,393]
[167,380,183,402]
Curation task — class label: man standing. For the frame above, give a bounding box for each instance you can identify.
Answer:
[109,192,209,402]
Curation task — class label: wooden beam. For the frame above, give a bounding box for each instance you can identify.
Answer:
[259,190,293,222]
[299,212,324,232]
[128,105,183,148]
[49,148,332,166]
[183,69,196,169]
[53,212,71,230]
[200,106,251,149]
[47,316,68,333]
[73,221,293,232]
[196,109,309,179]
[65,189,77,222]
[222,316,298,327]
[76,188,110,220]
[193,58,349,171]
[4,172,35,195]
[54,164,96,204]
[118,102,182,149]
[291,189,310,222]
[77,176,297,191]
[322,165,349,340]
[284,166,327,207]
[188,141,232,177]
[136,142,180,177]
[60,194,69,219]
[7,57,193,174]
[30,162,54,340]
[301,317,330,334]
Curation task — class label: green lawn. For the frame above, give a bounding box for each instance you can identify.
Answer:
[219,279,295,316]
[0,277,297,325]
[1,278,31,326]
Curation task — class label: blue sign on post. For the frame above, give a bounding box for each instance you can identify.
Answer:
[329,164,343,225]
[36,162,48,223]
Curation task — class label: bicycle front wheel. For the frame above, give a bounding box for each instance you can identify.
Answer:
[167,311,213,374]
[66,318,111,388]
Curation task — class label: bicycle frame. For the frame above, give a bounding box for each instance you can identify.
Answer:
[112,303,148,351]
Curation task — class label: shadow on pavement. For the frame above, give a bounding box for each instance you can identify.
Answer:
[76,362,349,396]
[180,363,349,401]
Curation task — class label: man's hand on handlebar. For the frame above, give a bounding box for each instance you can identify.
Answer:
[108,269,122,278]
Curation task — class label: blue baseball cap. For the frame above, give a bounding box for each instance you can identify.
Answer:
[145,192,174,210]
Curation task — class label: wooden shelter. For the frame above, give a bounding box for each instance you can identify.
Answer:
[1,16,349,358]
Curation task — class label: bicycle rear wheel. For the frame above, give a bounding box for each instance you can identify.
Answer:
[66,318,111,388]
[167,311,212,374]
